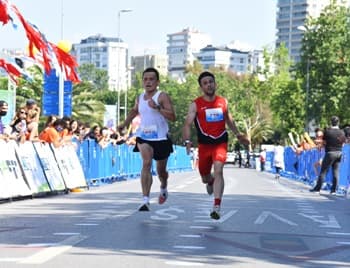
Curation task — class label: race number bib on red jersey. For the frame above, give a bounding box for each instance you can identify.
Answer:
[205,108,224,122]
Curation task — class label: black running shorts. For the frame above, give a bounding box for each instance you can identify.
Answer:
[133,137,173,160]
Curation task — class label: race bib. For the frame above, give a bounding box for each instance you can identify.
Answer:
[140,125,158,139]
[205,108,223,122]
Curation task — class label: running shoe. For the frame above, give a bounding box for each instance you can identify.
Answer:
[309,187,320,193]
[138,202,150,211]
[158,191,168,205]
[210,205,221,220]
[206,183,213,195]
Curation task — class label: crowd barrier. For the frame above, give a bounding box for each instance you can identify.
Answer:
[73,139,193,186]
[3,137,348,201]
[265,144,350,194]
[0,140,87,201]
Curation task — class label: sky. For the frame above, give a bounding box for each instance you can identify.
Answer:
[0,0,277,56]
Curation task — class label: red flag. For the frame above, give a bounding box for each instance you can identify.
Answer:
[0,0,11,25]
[0,58,21,83]
[11,5,52,74]
[50,42,80,83]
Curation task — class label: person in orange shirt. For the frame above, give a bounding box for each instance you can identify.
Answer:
[39,118,66,148]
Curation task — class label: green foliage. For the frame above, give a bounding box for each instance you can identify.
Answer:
[298,1,350,126]
[77,63,109,91]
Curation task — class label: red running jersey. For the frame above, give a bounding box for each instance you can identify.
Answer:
[194,95,228,144]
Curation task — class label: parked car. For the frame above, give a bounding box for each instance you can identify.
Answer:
[225,152,236,165]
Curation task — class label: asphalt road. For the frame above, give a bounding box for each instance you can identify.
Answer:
[0,165,350,268]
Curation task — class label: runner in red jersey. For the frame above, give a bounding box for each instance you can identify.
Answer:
[182,71,249,220]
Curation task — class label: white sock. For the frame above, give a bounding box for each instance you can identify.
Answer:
[143,196,149,204]
[160,188,167,194]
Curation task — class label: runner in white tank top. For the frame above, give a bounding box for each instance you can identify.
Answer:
[117,68,176,211]
[136,91,169,141]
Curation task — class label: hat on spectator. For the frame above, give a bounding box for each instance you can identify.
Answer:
[26,99,36,106]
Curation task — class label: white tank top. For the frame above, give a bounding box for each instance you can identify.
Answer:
[136,91,169,141]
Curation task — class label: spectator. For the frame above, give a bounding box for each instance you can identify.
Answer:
[237,151,242,168]
[313,128,325,177]
[24,99,40,141]
[0,100,9,140]
[86,124,101,143]
[273,142,284,180]
[98,126,111,148]
[9,107,27,143]
[343,124,350,143]
[44,115,57,128]
[39,118,66,148]
[68,119,80,139]
[260,148,266,171]
[310,116,346,195]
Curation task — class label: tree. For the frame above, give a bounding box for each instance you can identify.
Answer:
[72,81,105,125]
[298,1,350,126]
[268,44,305,138]
[77,64,109,91]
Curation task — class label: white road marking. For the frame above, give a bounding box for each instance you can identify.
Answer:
[299,213,340,228]
[84,217,107,220]
[173,246,205,250]
[255,211,298,226]
[190,226,213,229]
[328,232,350,236]
[337,242,350,245]
[151,207,184,221]
[179,234,202,238]
[19,235,87,264]
[26,243,59,247]
[0,258,23,262]
[53,232,80,236]
[74,223,99,226]
[298,205,314,209]
[299,209,318,214]
[165,261,204,266]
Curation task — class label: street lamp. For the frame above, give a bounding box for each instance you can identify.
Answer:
[116,9,132,125]
[298,25,311,133]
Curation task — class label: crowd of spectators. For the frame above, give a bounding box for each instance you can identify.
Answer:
[0,98,137,149]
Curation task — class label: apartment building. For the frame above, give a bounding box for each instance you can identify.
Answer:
[71,34,130,91]
[130,53,168,83]
[276,0,349,62]
[196,45,265,76]
[167,27,212,81]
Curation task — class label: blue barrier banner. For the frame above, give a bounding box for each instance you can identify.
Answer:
[272,144,350,191]
[78,140,192,185]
